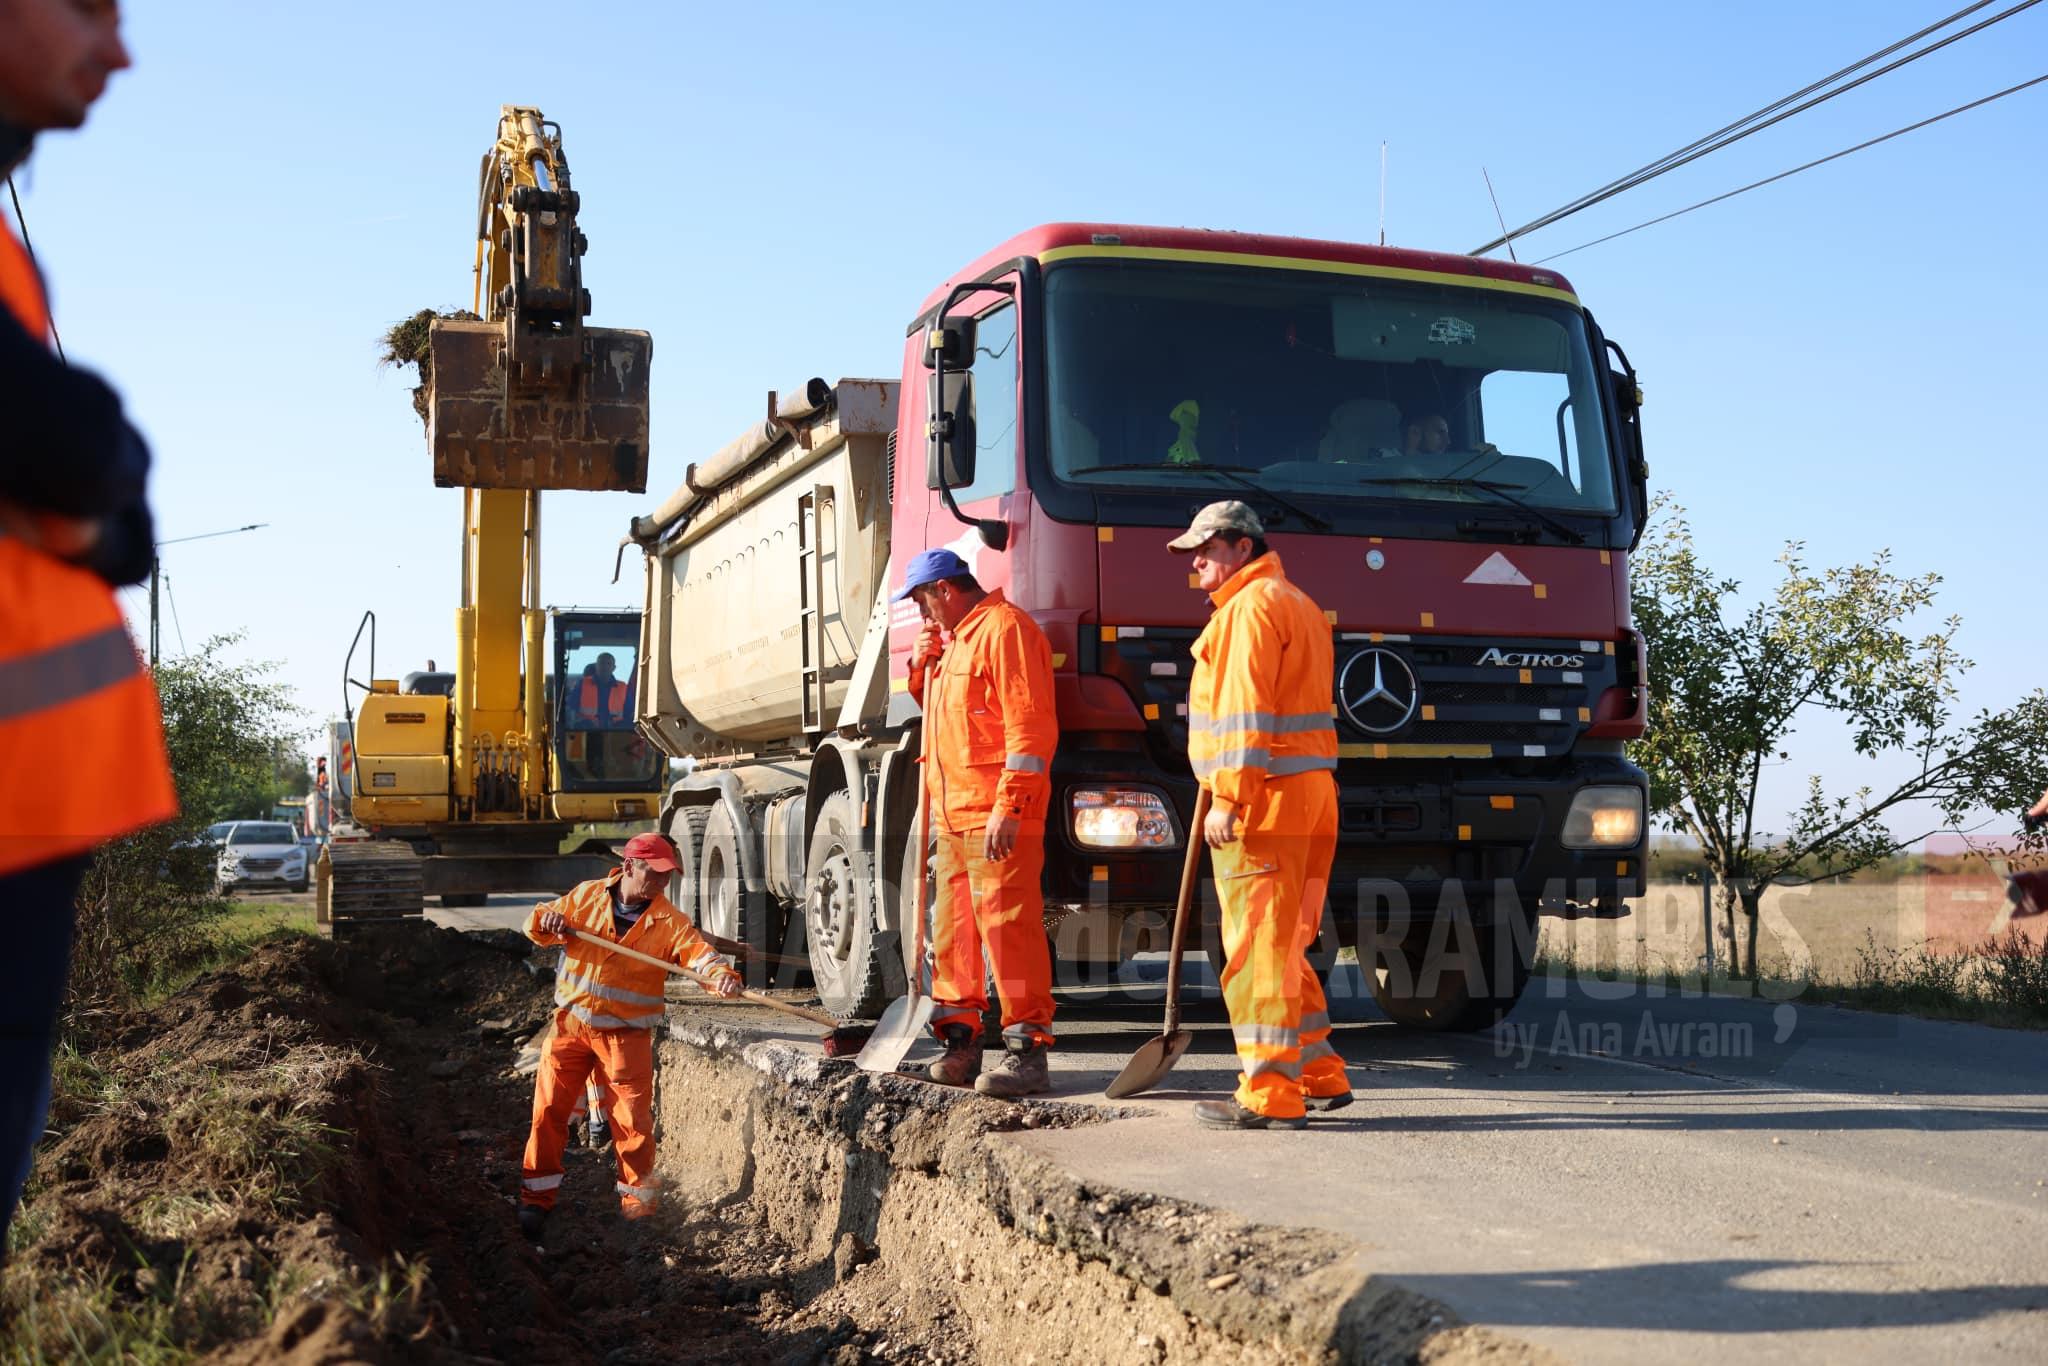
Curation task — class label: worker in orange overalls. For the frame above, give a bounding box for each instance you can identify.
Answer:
[518,832,740,1237]
[900,549,1060,1098]
[1170,502,1352,1129]
[0,0,177,1248]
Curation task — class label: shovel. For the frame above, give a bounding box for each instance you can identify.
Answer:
[567,928,873,1054]
[1105,787,1212,1100]
[857,780,936,1072]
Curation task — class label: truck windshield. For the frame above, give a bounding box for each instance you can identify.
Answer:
[553,616,661,790]
[1044,260,1618,520]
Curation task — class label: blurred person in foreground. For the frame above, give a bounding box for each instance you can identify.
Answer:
[0,0,175,1249]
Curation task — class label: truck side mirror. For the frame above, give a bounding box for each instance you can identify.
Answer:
[1610,366,1649,548]
[923,316,977,372]
[927,370,977,490]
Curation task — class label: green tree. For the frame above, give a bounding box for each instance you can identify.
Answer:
[1629,501,2048,978]
[68,635,304,1019]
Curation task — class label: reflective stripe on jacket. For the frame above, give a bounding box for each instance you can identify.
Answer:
[522,870,735,1030]
[1187,552,1337,810]
[0,226,177,877]
[908,589,1057,835]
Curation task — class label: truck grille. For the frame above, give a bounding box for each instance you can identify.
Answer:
[1094,628,1629,761]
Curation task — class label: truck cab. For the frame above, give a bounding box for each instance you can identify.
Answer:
[885,224,1650,1029]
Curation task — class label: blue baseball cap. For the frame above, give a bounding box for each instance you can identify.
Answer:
[893,548,971,602]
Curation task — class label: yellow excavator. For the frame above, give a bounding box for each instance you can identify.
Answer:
[330,106,662,924]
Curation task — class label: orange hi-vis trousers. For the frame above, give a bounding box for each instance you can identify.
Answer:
[929,823,1056,1046]
[522,1010,660,1217]
[1212,772,1349,1119]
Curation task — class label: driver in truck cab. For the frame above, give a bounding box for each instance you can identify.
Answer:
[900,548,1061,1099]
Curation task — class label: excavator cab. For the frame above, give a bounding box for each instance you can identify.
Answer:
[550,609,662,815]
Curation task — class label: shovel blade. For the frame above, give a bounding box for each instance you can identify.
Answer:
[855,994,936,1073]
[1103,1029,1193,1100]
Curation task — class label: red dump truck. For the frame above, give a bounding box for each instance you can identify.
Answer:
[626,223,1649,1026]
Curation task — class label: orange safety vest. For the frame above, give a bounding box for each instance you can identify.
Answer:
[1187,552,1338,810]
[577,674,628,724]
[0,226,177,877]
[523,869,736,1030]
[908,589,1058,835]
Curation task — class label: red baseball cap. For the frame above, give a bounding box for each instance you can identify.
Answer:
[620,831,680,873]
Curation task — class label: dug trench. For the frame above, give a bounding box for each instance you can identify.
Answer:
[5,927,1548,1364]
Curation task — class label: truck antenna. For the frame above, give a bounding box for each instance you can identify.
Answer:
[1482,167,1518,262]
[1378,142,1388,246]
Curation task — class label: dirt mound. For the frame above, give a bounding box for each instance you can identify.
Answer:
[4,927,861,1364]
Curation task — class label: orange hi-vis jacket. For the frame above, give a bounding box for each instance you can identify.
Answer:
[1187,553,1338,810]
[523,870,737,1030]
[908,590,1058,835]
[0,226,176,877]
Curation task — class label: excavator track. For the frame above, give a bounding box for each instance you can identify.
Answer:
[327,840,426,928]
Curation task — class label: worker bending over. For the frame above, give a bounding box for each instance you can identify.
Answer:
[1171,502,1353,1129]
[900,549,1060,1098]
[518,832,740,1237]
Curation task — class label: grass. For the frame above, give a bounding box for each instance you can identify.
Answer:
[1533,925,2048,1029]
[123,901,316,1014]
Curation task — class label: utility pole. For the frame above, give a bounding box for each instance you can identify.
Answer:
[149,523,267,666]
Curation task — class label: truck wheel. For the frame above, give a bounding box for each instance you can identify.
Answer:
[796,791,900,1019]
[701,802,788,991]
[665,806,710,923]
[1368,906,1536,1032]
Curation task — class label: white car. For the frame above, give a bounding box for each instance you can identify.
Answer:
[216,821,309,895]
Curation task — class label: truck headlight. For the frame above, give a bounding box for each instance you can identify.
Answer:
[1561,786,1643,849]
[1070,788,1180,850]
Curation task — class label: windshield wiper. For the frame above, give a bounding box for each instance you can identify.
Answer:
[1068,462,1331,532]
[1350,474,1585,545]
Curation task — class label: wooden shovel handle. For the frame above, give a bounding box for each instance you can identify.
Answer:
[1162,788,1213,1032]
[567,928,839,1029]
[908,777,931,1004]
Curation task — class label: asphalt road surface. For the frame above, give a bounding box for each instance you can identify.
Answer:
[671,956,2048,1363]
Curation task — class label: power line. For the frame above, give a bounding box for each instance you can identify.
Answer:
[163,572,187,655]
[1473,0,2044,254]
[1533,72,2048,264]
[4,175,65,362]
[1474,0,1999,253]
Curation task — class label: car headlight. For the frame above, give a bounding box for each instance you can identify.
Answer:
[1070,787,1180,850]
[1561,786,1643,849]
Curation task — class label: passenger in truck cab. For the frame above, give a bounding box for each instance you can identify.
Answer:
[1403,411,1451,457]
[1315,398,1403,464]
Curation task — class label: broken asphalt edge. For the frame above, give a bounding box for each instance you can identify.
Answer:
[662,1015,1557,1364]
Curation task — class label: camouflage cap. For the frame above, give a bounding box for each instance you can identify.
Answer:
[1166,500,1266,553]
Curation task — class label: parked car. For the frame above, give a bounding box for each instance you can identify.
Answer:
[216,822,309,895]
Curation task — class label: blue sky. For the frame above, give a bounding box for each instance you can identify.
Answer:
[13,1,2044,841]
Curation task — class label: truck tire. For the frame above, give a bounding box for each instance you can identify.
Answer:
[665,806,710,923]
[1368,905,1536,1032]
[700,802,787,991]
[802,790,903,1019]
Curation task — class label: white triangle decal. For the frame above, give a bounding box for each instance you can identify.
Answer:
[1463,551,1531,586]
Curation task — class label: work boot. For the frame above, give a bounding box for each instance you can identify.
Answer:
[974,1037,1051,1099]
[517,1205,549,1240]
[1303,1091,1354,1114]
[586,1112,611,1152]
[925,1024,983,1087]
[1193,1098,1307,1131]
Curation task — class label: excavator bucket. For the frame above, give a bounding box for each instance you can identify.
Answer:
[426,319,653,493]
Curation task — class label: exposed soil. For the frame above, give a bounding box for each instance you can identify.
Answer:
[5,928,901,1364]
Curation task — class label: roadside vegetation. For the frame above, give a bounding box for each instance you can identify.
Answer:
[1628,500,2048,979]
[1537,925,2048,1029]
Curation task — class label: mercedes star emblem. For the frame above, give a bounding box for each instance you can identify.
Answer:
[1337,647,1420,735]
